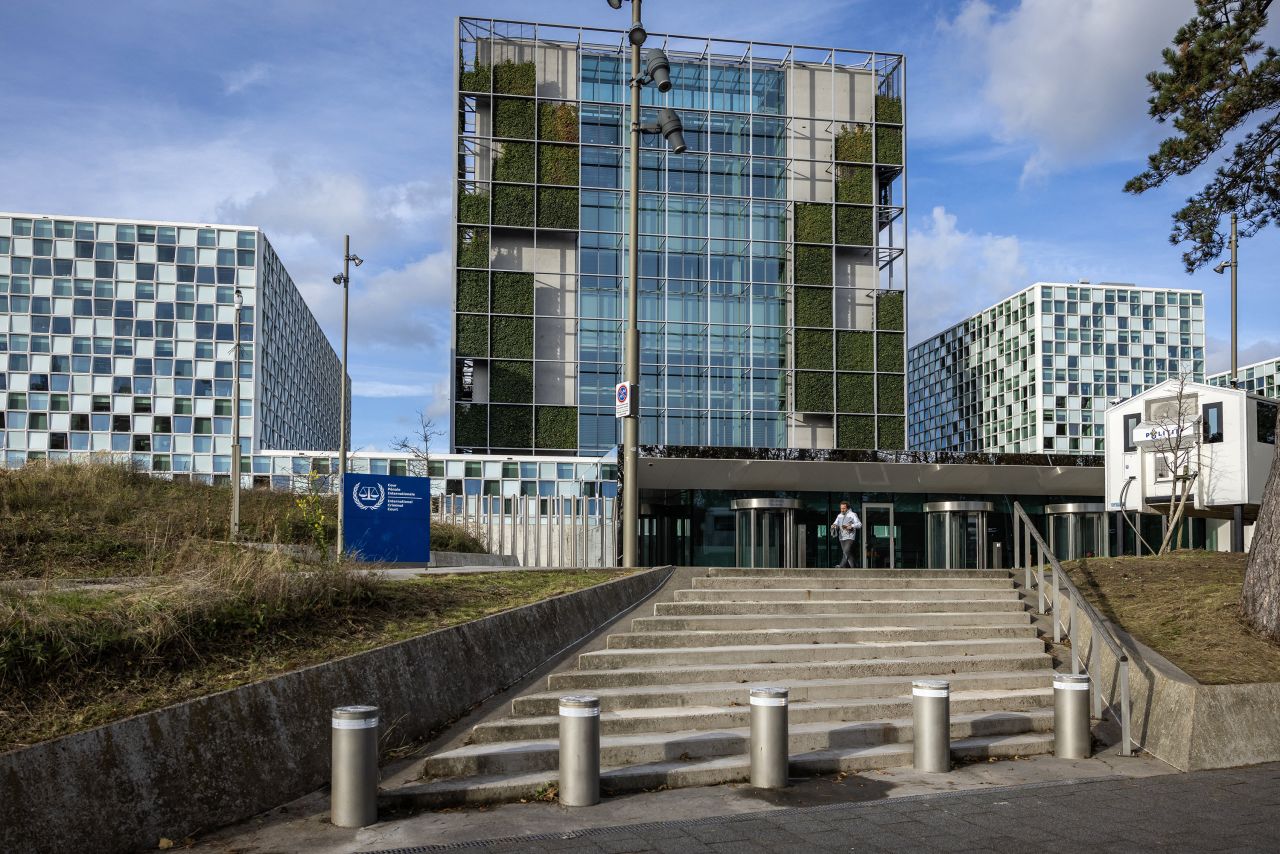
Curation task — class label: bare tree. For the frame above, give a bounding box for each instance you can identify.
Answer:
[1144,373,1202,555]
[390,410,444,476]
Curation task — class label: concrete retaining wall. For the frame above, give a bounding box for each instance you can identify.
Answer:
[0,567,671,854]
[429,550,519,567]
[1059,587,1280,771]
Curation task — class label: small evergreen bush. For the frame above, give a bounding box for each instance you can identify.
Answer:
[795,287,832,328]
[490,360,533,403]
[537,187,579,230]
[489,404,533,448]
[876,290,904,331]
[795,371,832,413]
[493,183,535,227]
[877,126,903,165]
[836,205,873,246]
[538,143,579,186]
[455,314,488,357]
[459,62,491,93]
[457,188,488,225]
[494,97,536,140]
[491,271,534,314]
[835,124,873,163]
[794,202,833,244]
[876,95,902,123]
[795,329,833,370]
[836,330,874,372]
[491,315,533,359]
[493,141,535,183]
[535,406,578,449]
[493,60,535,96]
[877,415,905,450]
[877,373,904,414]
[456,270,488,313]
[454,403,487,447]
[837,373,874,413]
[794,245,832,285]
[876,331,904,372]
[837,415,876,449]
[835,164,874,204]
[538,102,579,142]
[457,227,489,268]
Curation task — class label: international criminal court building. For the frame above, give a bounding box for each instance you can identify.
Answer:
[0,213,345,476]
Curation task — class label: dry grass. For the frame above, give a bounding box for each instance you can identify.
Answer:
[1,566,624,750]
[1063,550,1280,685]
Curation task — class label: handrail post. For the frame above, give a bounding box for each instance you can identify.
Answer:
[1052,561,1061,644]
[1013,514,1021,574]
[1069,592,1081,674]
[1089,636,1103,719]
[1035,543,1046,614]
[1024,520,1032,593]
[1119,657,1133,757]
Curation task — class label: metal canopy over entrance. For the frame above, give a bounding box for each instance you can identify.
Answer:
[1046,502,1109,560]
[924,501,994,569]
[731,498,803,568]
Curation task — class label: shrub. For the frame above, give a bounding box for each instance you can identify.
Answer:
[836,330,874,372]
[456,270,488,313]
[493,141,535,183]
[794,202,832,244]
[455,314,488,357]
[494,97,535,139]
[458,188,488,225]
[878,415,906,450]
[491,271,534,314]
[877,126,903,165]
[539,102,579,142]
[454,402,487,447]
[430,520,487,553]
[876,289,904,331]
[794,371,832,413]
[538,143,579,186]
[835,164,874,204]
[837,373,874,413]
[876,331,904,372]
[457,227,489,268]
[836,205,873,246]
[535,406,578,449]
[459,62,491,93]
[537,187,579,230]
[489,404,533,448]
[795,287,832,328]
[493,60,535,96]
[794,245,832,285]
[491,315,533,359]
[493,183,535,228]
[795,329,833,370]
[877,373,904,414]
[837,415,876,449]
[876,95,903,123]
[490,360,533,403]
[835,124,873,163]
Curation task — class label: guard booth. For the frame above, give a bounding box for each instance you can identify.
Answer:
[731,498,804,568]
[924,501,993,569]
[1046,502,1109,560]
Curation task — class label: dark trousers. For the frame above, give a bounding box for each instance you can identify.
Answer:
[837,538,857,568]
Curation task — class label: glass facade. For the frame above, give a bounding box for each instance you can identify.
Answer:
[453,19,907,456]
[908,283,1206,454]
[0,213,345,473]
[1209,356,1280,399]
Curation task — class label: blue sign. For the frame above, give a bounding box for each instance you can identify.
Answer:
[342,473,431,564]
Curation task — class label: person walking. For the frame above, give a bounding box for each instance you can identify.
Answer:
[831,500,862,568]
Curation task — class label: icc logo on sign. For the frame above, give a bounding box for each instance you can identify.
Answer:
[351,482,386,511]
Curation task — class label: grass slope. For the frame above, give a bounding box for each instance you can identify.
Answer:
[1064,550,1280,685]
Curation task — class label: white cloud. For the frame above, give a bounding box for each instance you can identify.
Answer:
[938,0,1193,180]
[353,380,436,398]
[907,206,1027,343]
[223,62,269,95]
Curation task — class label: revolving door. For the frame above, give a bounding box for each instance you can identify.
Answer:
[924,501,994,569]
[1046,503,1109,560]
[731,498,803,568]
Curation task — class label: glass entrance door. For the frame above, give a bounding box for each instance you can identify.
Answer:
[730,498,803,568]
[923,501,993,569]
[862,503,895,568]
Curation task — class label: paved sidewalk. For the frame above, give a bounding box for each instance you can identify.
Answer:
[371,763,1280,853]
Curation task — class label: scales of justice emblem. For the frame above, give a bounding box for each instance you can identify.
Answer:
[351,482,386,511]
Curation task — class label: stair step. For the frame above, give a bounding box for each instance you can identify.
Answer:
[693,576,1016,590]
[472,687,1053,742]
[385,733,1053,810]
[675,588,1021,603]
[548,651,1051,690]
[513,670,1054,716]
[578,638,1045,670]
[606,624,1037,649]
[423,709,1052,777]
[631,612,1033,631]
[704,568,1014,579]
[655,599,1028,616]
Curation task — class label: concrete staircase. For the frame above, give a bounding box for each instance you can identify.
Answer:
[387,567,1055,809]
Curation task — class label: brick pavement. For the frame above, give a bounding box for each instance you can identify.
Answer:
[372,763,1280,853]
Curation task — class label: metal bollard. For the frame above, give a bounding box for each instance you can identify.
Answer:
[1054,673,1092,759]
[559,695,601,806]
[749,687,789,788]
[331,705,379,828]
[912,679,950,773]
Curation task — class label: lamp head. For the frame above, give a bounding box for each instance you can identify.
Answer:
[646,49,672,93]
[657,107,687,154]
[332,274,345,286]
[1213,260,1228,275]
[234,287,243,308]
[350,254,364,267]
[628,22,647,46]
[606,0,623,8]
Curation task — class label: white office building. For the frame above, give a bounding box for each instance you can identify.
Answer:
[0,212,346,476]
[1209,355,1280,399]
[909,282,1206,454]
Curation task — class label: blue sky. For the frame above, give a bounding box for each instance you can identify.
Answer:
[2,0,1277,452]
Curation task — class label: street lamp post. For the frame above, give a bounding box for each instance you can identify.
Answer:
[1213,213,1240,387]
[608,0,685,568]
[230,287,243,540]
[333,235,363,560]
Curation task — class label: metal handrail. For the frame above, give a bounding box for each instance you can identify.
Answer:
[1011,501,1133,756]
